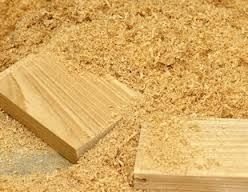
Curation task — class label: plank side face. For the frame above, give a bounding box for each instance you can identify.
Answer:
[134,118,248,191]
[0,53,139,163]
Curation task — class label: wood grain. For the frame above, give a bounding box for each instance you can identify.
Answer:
[134,118,248,191]
[0,53,139,163]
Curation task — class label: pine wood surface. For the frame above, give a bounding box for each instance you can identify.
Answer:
[134,118,248,191]
[0,53,139,163]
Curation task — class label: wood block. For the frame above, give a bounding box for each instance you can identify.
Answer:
[0,53,139,163]
[134,118,248,191]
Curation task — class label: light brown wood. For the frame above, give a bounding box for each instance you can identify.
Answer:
[0,53,139,163]
[134,118,248,191]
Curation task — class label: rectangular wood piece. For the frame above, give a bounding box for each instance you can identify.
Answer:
[0,53,139,163]
[134,118,248,191]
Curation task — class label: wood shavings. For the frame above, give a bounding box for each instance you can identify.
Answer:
[0,0,248,191]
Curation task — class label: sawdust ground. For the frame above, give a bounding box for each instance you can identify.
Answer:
[0,0,248,191]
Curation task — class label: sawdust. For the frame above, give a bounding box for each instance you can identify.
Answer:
[0,0,248,191]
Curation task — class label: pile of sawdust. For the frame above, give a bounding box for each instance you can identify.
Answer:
[0,0,248,191]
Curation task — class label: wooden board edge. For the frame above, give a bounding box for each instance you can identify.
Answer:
[134,170,248,181]
[134,178,248,192]
[134,171,248,190]
[0,92,78,163]
[133,123,151,176]
[192,118,248,121]
[76,117,122,157]
[105,75,141,98]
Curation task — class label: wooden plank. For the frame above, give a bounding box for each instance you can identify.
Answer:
[134,118,248,191]
[0,53,139,163]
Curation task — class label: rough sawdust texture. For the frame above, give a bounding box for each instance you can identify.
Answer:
[0,0,248,191]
